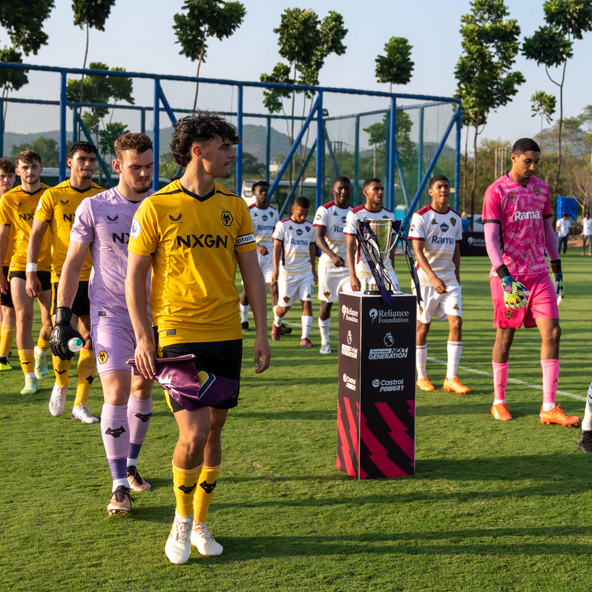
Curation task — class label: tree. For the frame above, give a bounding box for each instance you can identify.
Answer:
[523,0,592,198]
[375,37,414,93]
[530,90,556,149]
[0,0,54,55]
[72,0,117,100]
[364,121,385,178]
[454,0,524,229]
[98,122,128,164]
[173,0,246,111]
[11,136,60,167]
[0,47,28,101]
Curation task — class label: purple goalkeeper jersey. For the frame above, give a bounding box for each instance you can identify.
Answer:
[70,186,153,327]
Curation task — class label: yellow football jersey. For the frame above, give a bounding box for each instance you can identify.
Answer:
[128,180,256,346]
[0,184,51,272]
[34,180,104,282]
[0,194,14,269]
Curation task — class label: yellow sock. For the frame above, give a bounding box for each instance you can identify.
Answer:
[37,337,50,353]
[74,349,96,407]
[53,355,73,387]
[0,325,15,357]
[172,463,203,518]
[18,349,35,376]
[194,465,221,523]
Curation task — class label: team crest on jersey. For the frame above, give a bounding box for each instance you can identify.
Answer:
[221,211,234,226]
[270,211,274,217]
[296,228,303,236]
[130,218,141,238]
[440,222,449,232]
[324,291,331,299]
[98,351,109,364]
[534,187,540,196]
[305,226,310,232]
[431,219,438,225]
[283,296,290,303]
[341,216,346,223]
[262,215,268,221]
[169,213,182,223]
[451,218,456,226]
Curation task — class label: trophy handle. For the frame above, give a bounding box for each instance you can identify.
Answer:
[384,221,396,257]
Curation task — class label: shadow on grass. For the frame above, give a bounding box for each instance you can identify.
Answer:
[232,410,336,421]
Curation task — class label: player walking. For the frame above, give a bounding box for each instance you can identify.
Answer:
[314,177,353,354]
[28,142,103,423]
[50,133,155,515]
[581,212,592,256]
[483,138,579,425]
[271,196,317,346]
[126,114,270,564]
[343,178,399,293]
[0,151,53,394]
[409,175,470,394]
[556,212,570,255]
[0,157,16,372]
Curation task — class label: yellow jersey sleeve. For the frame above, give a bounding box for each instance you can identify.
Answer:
[234,198,256,254]
[34,188,55,222]
[128,200,159,257]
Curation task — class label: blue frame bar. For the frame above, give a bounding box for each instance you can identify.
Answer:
[354,115,360,207]
[394,147,409,208]
[0,100,4,157]
[417,107,424,203]
[265,116,271,185]
[236,84,243,195]
[384,111,389,198]
[454,107,461,212]
[279,144,317,218]
[59,72,67,182]
[388,97,397,211]
[74,111,114,187]
[153,77,160,191]
[316,92,324,210]
[72,107,78,143]
[158,86,178,127]
[324,123,340,179]
[140,109,146,134]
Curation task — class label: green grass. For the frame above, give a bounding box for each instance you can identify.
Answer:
[2,249,592,591]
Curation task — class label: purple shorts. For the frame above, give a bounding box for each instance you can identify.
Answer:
[91,323,138,377]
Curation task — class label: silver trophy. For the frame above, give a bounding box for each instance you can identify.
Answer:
[356,219,396,296]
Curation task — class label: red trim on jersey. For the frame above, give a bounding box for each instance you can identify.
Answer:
[351,204,392,214]
[313,223,326,227]
[249,204,275,211]
[416,204,460,217]
[280,217,291,223]
[320,200,335,209]
[416,205,432,216]
[408,236,424,241]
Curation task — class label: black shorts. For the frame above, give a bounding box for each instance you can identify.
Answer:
[1,266,13,308]
[8,270,51,291]
[51,280,90,317]
[160,338,243,412]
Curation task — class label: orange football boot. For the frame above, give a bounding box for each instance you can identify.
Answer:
[491,402,512,421]
[416,377,435,392]
[539,404,580,427]
[443,377,471,394]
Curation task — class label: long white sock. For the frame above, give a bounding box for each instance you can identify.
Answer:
[446,341,462,380]
[239,304,249,323]
[416,344,427,380]
[272,305,283,328]
[582,383,592,431]
[318,318,330,345]
[301,316,313,339]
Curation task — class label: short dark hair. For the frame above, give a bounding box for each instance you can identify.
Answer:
[363,178,382,190]
[67,141,98,159]
[0,157,16,174]
[114,132,153,161]
[252,180,269,193]
[15,150,42,166]
[170,112,241,167]
[512,138,540,156]
[429,174,450,189]
[293,195,310,209]
[333,176,351,187]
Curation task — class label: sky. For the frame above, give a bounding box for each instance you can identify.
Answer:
[3,0,592,152]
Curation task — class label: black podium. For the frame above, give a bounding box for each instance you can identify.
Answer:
[337,292,416,480]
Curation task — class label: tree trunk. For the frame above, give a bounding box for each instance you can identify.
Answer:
[192,33,206,112]
[373,144,377,177]
[470,107,481,232]
[462,125,469,214]
[79,24,89,103]
[553,61,567,201]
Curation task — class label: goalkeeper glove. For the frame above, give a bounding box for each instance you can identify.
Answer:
[550,259,564,305]
[497,265,530,310]
[50,307,85,361]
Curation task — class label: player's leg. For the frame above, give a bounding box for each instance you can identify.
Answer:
[318,300,333,354]
[272,273,295,341]
[578,383,592,452]
[268,280,279,308]
[0,299,16,371]
[415,320,434,391]
[126,373,153,491]
[34,277,52,380]
[10,276,37,394]
[441,286,470,394]
[239,288,250,332]
[72,309,98,422]
[299,274,314,347]
[490,327,515,420]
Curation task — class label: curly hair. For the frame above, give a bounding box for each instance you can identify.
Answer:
[114,132,153,162]
[0,157,16,174]
[170,112,241,167]
[15,150,41,166]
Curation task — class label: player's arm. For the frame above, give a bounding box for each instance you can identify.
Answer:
[309,241,317,284]
[452,242,461,284]
[57,242,89,309]
[346,234,361,291]
[315,225,344,267]
[237,250,271,374]
[0,224,9,294]
[126,252,156,379]
[543,217,564,304]
[26,219,50,297]
[272,238,281,284]
[411,239,447,294]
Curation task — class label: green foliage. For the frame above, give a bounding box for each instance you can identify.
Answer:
[522,25,573,68]
[260,63,292,114]
[159,153,180,180]
[531,90,556,124]
[544,0,592,39]
[242,151,266,178]
[0,47,28,95]
[98,122,128,160]
[0,0,54,55]
[72,0,116,31]
[375,37,414,89]
[10,136,59,167]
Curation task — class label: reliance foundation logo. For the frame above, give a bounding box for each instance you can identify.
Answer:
[369,308,409,324]
[342,374,357,391]
[342,304,359,323]
[372,378,405,392]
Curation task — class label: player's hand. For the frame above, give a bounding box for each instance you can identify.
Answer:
[271,270,278,284]
[500,276,530,310]
[50,307,85,360]
[330,254,345,267]
[350,275,361,292]
[254,334,271,374]
[257,245,268,256]
[550,259,564,305]
[26,272,42,298]
[134,337,156,379]
[313,271,318,285]
[432,277,447,294]
[0,272,7,295]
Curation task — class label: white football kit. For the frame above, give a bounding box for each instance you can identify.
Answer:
[249,204,277,282]
[343,205,399,291]
[313,201,353,303]
[408,205,463,323]
[273,217,315,307]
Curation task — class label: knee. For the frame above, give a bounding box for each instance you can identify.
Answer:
[550,325,561,344]
[178,426,209,457]
[450,316,462,330]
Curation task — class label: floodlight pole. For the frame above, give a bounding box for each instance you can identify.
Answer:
[354,115,360,207]
[316,92,324,210]
[236,84,243,196]
[388,97,397,211]
[454,107,461,212]
[153,77,160,191]
[59,72,68,182]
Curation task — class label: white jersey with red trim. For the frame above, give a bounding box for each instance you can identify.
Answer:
[272,217,315,274]
[408,205,463,286]
[249,204,277,250]
[313,200,352,265]
[343,205,396,275]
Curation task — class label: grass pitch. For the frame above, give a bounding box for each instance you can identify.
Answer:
[1,251,592,591]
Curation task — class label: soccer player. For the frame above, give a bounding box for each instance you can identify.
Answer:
[408,175,470,394]
[270,196,317,346]
[126,113,271,565]
[343,178,399,293]
[50,133,155,515]
[0,151,53,394]
[0,157,17,372]
[239,180,287,334]
[28,142,103,423]
[581,212,592,256]
[556,212,570,255]
[483,138,579,425]
[314,176,353,354]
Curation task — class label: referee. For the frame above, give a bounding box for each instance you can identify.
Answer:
[126,113,271,565]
